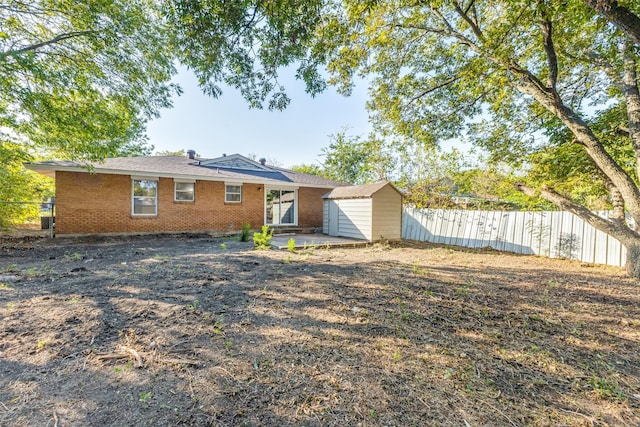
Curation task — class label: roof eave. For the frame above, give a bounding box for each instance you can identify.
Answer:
[24,163,340,188]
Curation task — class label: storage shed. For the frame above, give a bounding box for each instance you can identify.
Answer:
[322,181,403,241]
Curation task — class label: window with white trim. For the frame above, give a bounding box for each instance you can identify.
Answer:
[225,184,242,203]
[174,181,195,201]
[132,179,158,215]
[266,189,297,225]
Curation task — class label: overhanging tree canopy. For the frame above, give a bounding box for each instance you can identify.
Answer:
[0,0,178,161]
[168,0,640,274]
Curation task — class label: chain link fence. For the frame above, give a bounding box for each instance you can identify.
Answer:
[0,199,55,238]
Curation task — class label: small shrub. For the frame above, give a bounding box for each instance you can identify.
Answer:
[253,225,273,250]
[287,238,296,253]
[240,223,251,242]
[589,376,624,400]
[64,251,82,261]
[139,391,153,404]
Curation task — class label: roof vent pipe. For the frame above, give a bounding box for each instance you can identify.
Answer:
[186,149,196,159]
[259,158,266,166]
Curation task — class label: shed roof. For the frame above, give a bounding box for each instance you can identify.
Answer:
[322,181,402,200]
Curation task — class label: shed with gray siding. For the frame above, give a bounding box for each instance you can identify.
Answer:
[322,181,403,241]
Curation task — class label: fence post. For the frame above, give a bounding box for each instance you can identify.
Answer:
[49,199,55,238]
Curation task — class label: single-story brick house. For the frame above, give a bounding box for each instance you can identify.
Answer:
[26,153,345,235]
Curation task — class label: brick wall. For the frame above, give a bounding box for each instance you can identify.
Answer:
[297,187,327,228]
[55,171,328,234]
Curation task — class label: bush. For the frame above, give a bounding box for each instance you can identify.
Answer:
[240,223,251,242]
[253,225,273,250]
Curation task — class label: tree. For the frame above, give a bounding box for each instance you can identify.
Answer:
[305,1,640,275]
[157,1,640,274]
[290,163,328,178]
[155,149,187,157]
[322,131,374,184]
[582,0,640,45]
[319,130,395,184]
[0,144,53,228]
[1,0,177,161]
[524,103,637,211]
[1,0,176,224]
[163,0,325,110]
[396,145,465,208]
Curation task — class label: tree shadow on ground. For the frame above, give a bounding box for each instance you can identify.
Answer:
[0,236,638,426]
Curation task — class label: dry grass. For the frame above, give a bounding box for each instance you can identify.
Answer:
[0,235,638,426]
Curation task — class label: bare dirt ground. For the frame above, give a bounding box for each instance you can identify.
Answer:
[0,234,638,426]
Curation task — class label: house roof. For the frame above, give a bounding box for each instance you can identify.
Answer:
[26,154,346,189]
[322,181,402,199]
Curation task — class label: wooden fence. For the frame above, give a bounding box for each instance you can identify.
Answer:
[402,207,630,267]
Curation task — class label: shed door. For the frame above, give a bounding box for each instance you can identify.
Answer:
[328,200,339,236]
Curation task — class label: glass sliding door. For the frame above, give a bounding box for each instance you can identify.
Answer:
[266,189,297,225]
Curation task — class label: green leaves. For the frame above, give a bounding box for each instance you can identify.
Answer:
[164,0,325,110]
[1,0,177,161]
[0,0,178,225]
[0,142,53,227]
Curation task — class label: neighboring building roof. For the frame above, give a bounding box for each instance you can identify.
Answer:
[26,154,346,189]
[322,181,402,199]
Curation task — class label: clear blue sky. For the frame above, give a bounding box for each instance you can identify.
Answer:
[146,67,372,168]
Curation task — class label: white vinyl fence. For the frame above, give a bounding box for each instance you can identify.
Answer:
[402,207,630,267]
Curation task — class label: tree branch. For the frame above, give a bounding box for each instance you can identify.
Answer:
[1,30,95,58]
[539,8,558,89]
[515,183,640,245]
[453,1,484,41]
[416,2,640,222]
[409,75,459,103]
[583,0,640,45]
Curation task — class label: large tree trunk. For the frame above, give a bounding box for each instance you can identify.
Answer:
[434,4,640,275]
[515,77,640,221]
[516,184,640,276]
[582,0,640,46]
[621,42,640,182]
[626,244,640,277]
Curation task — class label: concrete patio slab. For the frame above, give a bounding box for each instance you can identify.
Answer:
[270,233,368,250]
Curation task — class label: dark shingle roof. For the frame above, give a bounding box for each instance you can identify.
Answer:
[26,154,346,189]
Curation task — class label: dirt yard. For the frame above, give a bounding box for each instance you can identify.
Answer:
[0,234,638,426]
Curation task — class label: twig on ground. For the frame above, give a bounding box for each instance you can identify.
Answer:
[477,399,518,427]
[95,354,127,361]
[120,346,143,368]
[156,358,201,366]
[558,407,595,426]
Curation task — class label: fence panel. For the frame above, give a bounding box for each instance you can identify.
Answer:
[402,207,627,267]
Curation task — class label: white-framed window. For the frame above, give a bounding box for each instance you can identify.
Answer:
[132,179,158,216]
[225,184,242,203]
[266,188,297,225]
[174,181,195,201]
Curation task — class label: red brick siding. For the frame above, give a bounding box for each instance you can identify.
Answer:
[55,171,328,234]
[55,172,263,234]
[297,187,327,228]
